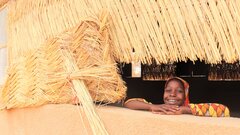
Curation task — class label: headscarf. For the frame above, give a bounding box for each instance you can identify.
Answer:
[165,77,190,106]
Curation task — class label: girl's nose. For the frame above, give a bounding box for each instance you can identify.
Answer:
[170,91,176,96]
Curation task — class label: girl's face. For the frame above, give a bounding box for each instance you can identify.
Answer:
[163,80,185,106]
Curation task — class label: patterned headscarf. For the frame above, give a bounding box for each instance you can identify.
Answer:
[165,77,190,106]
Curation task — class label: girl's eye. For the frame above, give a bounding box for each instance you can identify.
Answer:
[165,89,171,92]
[177,89,184,93]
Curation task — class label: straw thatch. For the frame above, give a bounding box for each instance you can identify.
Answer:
[2,0,240,134]
[6,0,240,65]
[0,0,8,11]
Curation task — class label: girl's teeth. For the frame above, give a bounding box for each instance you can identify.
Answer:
[169,100,176,102]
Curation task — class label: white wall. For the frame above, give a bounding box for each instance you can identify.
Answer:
[0,8,7,84]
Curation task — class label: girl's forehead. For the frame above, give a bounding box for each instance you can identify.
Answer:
[167,80,181,85]
[166,80,184,88]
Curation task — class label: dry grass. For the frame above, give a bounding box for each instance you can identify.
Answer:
[0,0,8,11]
[1,12,126,135]
[6,0,240,64]
[2,0,240,134]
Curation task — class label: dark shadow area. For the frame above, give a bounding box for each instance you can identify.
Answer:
[120,61,240,118]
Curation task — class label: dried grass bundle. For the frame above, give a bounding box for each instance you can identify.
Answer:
[0,0,8,11]
[1,14,126,108]
[1,13,127,134]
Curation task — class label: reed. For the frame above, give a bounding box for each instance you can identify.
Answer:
[1,0,240,134]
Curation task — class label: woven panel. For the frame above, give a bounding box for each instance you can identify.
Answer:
[1,17,126,109]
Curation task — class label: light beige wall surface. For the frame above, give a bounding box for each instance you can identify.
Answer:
[0,104,240,135]
[0,7,7,85]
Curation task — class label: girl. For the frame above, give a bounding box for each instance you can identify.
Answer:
[124,77,230,117]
